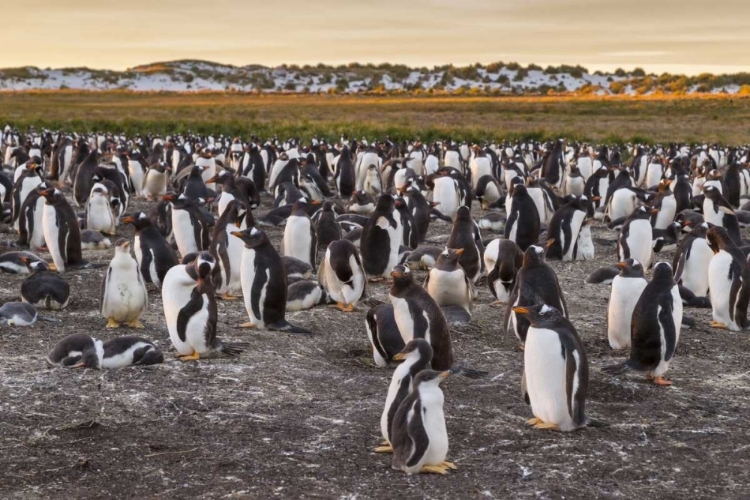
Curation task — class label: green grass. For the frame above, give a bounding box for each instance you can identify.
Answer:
[1,92,749,144]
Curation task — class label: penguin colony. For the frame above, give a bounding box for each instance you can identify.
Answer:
[1,127,749,475]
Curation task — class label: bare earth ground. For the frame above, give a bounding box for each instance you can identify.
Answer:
[1,193,749,500]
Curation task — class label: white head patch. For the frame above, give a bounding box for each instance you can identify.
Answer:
[540,304,552,315]
[701,222,708,229]
[533,246,544,254]
[178,194,187,201]
[139,212,148,220]
[250,227,260,236]
[403,267,411,274]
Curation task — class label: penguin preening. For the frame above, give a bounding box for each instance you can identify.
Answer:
[447,205,484,283]
[487,239,524,304]
[19,257,70,310]
[365,303,405,367]
[318,239,366,312]
[100,239,148,329]
[47,334,104,369]
[361,195,401,281]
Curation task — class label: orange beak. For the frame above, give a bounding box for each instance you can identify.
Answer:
[454,248,465,255]
[616,261,628,269]
[206,175,218,184]
[311,199,323,205]
[122,216,135,224]
[161,194,176,202]
[512,306,530,314]
[545,239,556,249]
[391,270,403,278]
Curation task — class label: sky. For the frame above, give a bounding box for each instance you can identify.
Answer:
[3,0,750,75]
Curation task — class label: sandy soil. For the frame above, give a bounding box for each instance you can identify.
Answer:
[1,194,749,500]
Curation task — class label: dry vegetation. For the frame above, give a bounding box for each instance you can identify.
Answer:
[1,92,749,144]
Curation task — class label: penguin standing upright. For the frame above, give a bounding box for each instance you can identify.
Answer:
[394,197,419,249]
[447,205,484,283]
[365,303,405,366]
[19,257,70,310]
[617,206,656,270]
[652,179,677,230]
[545,195,589,261]
[707,226,750,331]
[209,200,250,300]
[504,246,568,348]
[360,195,401,281]
[505,184,540,251]
[604,262,683,385]
[391,370,455,475]
[376,339,432,453]
[143,161,171,200]
[315,201,342,249]
[672,222,712,297]
[12,161,42,231]
[164,193,211,256]
[389,265,454,370]
[18,181,47,250]
[84,184,117,235]
[281,198,319,270]
[607,259,648,349]
[122,212,178,288]
[318,239,366,312]
[233,227,309,333]
[424,248,474,315]
[162,252,247,360]
[100,239,148,329]
[487,240,524,304]
[40,188,84,272]
[403,186,434,243]
[513,303,590,431]
[703,186,742,244]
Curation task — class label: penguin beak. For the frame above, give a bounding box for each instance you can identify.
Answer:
[230,231,243,238]
[393,352,406,361]
[39,188,54,197]
[616,261,628,269]
[19,255,28,264]
[311,200,322,205]
[439,371,451,379]
[122,216,135,224]
[454,248,465,255]
[650,208,660,214]
[545,239,556,249]
[205,175,218,183]
[512,306,530,315]
[391,270,403,278]
[70,361,86,368]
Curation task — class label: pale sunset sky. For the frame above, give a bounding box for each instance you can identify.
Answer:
[3,0,749,75]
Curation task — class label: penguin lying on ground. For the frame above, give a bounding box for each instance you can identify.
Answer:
[20,257,70,310]
[365,304,405,367]
[101,336,164,368]
[0,251,44,274]
[80,229,112,250]
[585,266,619,285]
[286,280,331,311]
[282,256,313,281]
[0,302,59,326]
[47,334,103,369]
[514,303,591,431]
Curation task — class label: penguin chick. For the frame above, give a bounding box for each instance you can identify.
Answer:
[286,280,331,312]
[101,336,164,368]
[424,248,474,314]
[100,239,148,329]
[47,333,104,369]
[19,256,70,310]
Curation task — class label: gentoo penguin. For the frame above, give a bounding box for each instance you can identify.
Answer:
[391,369,455,475]
[394,197,419,249]
[365,304,405,367]
[607,259,648,350]
[100,239,148,329]
[209,169,260,215]
[0,302,55,326]
[447,206,484,283]
[487,240,524,304]
[707,226,750,331]
[163,252,247,360]
[164,193,210,256]
[703,186,742,244]
[346,190,376,214]
[564,165,586,197]
[20,257,70,310]
[672,222,712,297]
[504,246,568,348]
[505,184,540,251]
[101,336,164,368]
[617,206,656,270]
[18,182,47,250]
[389,265,454,370]
[545,195,589,261]
[286,280,330,311]
[403,186,435,242]
[84,184,117,235]
[318,239,366,312]
[40,187,84,272]
[11,161,42,230]
[425,248,474,315]
[282,255,313,281]
[282,198,319,271]
[0,251,44,274]
[360,195,401,281]
[209,200,249,300]
[315,201,342,249]
[143,161,171,200]
[604,262,682,386]
[652,179,677,230]
[232,227,310,333]
[376,339,432,453]
[404,246,443,271]
[81,229,112,250]
[585,266,620,285]
[122,212,178,288]
[47,334,103,369]
[513,303,590,431]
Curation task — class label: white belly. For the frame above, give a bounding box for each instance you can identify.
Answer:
[42,204,65,272]
[241,248,268,328]
[30,198,46,250]
[577,157,593,180]
[432,178,459,220]
[654,195,676,230]
[144,171,167,196]
[562,210,586,261]
[418,387,448,467]
[172,209,198,256]
[426,268,470,311]
[101,342,151,369]
[163,265,211,354]
[702,199,724,226]
[469,158,492,190]
[623,220,653,268]
[607,276,647,349]
[86,197,116,234]
[681,240,712,297]
[653,287,683,377]
[483,239,500,271]
[709,251,740,330]
[609,190,636,222]
[324,252,364,305]
[524,327,574,429]
[646,164,663,187]
[282,216,312,265]
[218,192,235,218]
[102,267,147,322]
[391,295,417,343]
[226,228,245,293]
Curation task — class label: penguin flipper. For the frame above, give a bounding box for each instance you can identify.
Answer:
[601,362,630,376]
[218,341,249,357]
[37,315,61,323]
[503,281,519,333]
[521,369,529,405]
[268,320,311,335]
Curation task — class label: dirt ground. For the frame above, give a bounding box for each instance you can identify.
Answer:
[1,192,749,500]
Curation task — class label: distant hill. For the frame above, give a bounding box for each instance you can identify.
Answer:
[1,60,750,95]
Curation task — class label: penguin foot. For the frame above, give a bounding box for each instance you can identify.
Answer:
[106,318,120,329]
[490,300,506,307]
[649,375,673,386]
[221,293,240,301]
[374,445,393,453]
[177,351,200,361]
[518,344,526,352]
[332,302,355,312]
[709,320,729,330]
[48,263,58,271]
[127,319,145,329]
[239,322,256,329]
[525,417,542,426]
[368,278,385,283]
[441,461,457,470]
[419,465,448,475]
[534,422,560,431]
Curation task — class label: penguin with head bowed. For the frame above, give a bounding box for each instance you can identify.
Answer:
[505,184,540,252]
[40,187,85,273]
[365,303,405,368]
[672,222,713,297]
[47,334,104,369]
[281,197,319,271]
[607,259,648,350]
[617,206,656,270]
[376,339,433,454]
[360,194,401,281]
[545,195,590,261]
[707,226,750,331]
[286,280,331,311]
[0,302,57,327]
[703,185,742,245]
[390,369,455,475]
[122,211,178,288]
[404,245,442,271]
[402,186,435,243]
[163,193,211,257]
[318,239,366,312]
[604,262,683,386]
[424,248,474,316]
[19,256,69,310]
[446,205,484,283]
[100,239,148,329]
[388,265,454,371]
[232,227,310,334]
[513,303,590,431]
[315,201,341,250]
[504,245,568,349]
[346,190,376,215]
[487,239,524,304]
[101,336,164,368]
[162,252,248,361]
